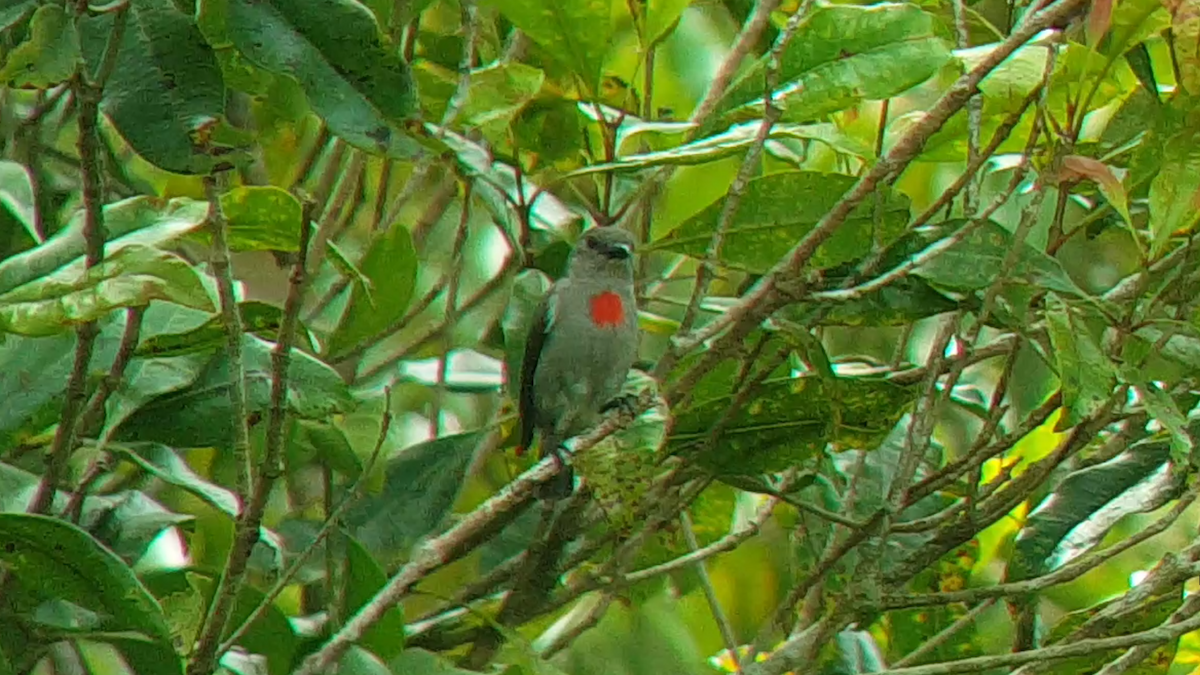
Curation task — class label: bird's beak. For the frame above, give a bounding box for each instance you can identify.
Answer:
[604,240,633,258]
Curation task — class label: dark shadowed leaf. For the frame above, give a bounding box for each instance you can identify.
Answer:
[1045,294,1117,428]
[0,513,180,674]
[0,245,215,336]
[325,224,418,360]
[655,171,909,273]
[114,333,354,447]
[346,431,483,555]
[344,536,405,660]
[78,0,226,174]
[208,0,420,158]
[1007,440,1176,584]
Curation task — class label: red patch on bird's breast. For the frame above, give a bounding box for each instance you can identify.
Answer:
[589,291,625,327]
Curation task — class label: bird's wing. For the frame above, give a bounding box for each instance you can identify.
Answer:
[517,287,556,454]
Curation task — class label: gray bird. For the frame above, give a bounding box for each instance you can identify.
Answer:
[518,226,640,498]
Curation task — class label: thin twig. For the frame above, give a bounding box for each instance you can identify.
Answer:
[217,387,394,658]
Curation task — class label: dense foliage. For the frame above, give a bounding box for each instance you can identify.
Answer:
[1,0,1199,673]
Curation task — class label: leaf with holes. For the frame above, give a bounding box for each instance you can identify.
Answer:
[78,0,226,174]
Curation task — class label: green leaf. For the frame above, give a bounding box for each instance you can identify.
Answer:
[416,61,545,138]
[568,122,866,176]
[185,186,303,252]
[0,0,35,32]
[0,160,39,244]
[111,443,241,518]
[654,171,910,274]
[0,461,190,563]
[78,0,226,174]
[1148,141,1200,256]
[1045,294,1117,428]
[0,196,209,296]
[347,431,482,555]
[344,536,405,660]
[644,0,691,46]
[1007,440,1175,583]
[481,0,615,92]
[154,569,296,675]
[671,373,917,475]
[208,0,420,158]
[0,513,180,674]
[0,4,79,88]
[114,333,355,447]
[325,224,418,360]
[1126,376,1193,461]
[914,221,1088,297]
[0,245,215,337]
[135,301,285,357]
[720,2,952,123]
[387,648,481,675]
[293,419,362,480]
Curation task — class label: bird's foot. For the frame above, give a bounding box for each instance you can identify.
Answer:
[600,393,640,417]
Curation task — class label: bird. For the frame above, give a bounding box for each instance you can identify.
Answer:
[517,226,640,499]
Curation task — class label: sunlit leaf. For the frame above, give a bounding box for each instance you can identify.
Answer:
[0,245,215,337]
[720,2,951,122]
[481,0,615,92]
[654,171,909,273]
[0,4,79,89]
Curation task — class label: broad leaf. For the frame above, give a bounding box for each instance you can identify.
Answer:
[0,196,209,296]
[0,4,79,89]
[0,245,215,336]
[914,221,1088,297]
[325,223,418,359]
[1045,294,1117,428]
[185,186,304,252]
[672,373,918,475]
[78,0,226,174]
[0,161,38,244]
[481,0,615,92]
[720,2,952,122]
[206,0,420,158]
[0,513,180,674]
[655,171,910,273]
[344,536,405,660]
[1008,440,1176,583]
[114,333,355,447]
[347,431,483,555]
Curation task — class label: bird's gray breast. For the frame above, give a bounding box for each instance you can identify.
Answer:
[532,281,637,437]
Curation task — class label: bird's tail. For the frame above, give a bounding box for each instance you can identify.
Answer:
[537,434,574,500]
